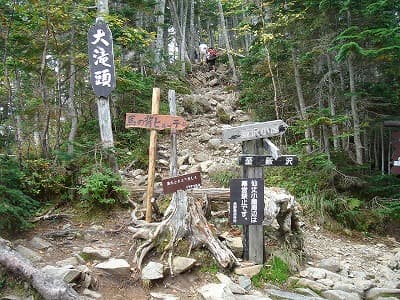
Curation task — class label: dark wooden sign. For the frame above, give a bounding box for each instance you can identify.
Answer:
[125,113,187,130]
[88,20,116,97]
[222,120,288,143]
[238,155,298,167]
[392,131,400,175]
[162,172,202,194]
[230,178,264,225]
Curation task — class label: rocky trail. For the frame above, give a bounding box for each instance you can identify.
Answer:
[2,66,400,300]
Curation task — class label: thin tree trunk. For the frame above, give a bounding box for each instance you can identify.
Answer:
[347,53,363,164]
[326,54,340,150]
[291,47,312,154]
[154,0,166,73]
[188,0,195,62]
[67,27,78,155]
[217,0,238,83]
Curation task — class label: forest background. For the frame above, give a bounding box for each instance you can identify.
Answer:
[1,0,400,237]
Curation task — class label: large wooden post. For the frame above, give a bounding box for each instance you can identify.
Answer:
[145,88,160,223]
[242,139,264,264]
[168,90,178,177]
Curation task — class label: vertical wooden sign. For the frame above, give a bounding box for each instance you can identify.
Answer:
[241,139,264,264]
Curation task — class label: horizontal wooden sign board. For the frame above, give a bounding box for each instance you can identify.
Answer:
[230,178,264,225]
[125,113,187,130]
[162,172,202,194]
[238,155,298,167]
[222,120,288,143]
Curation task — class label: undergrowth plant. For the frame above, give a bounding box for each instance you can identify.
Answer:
[252,256,290,287]
[78,168,128,208]
[0,156,39,234]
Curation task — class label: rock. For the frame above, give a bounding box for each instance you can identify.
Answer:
[234,295,272,300]
[172,256,197,274]
[95,258,131,276]
[1,296,23,300]
[15,245,42,262]
[150,292,179,300]
[29,236,52,250]
[207,138,222,150]
[265,288,323,299]
[321,290,361,300]
[141,261,164,280]
[208,78,219,87]
[55,256,79,267]
[238,275,252,291]
[225,236,243,257]
[82,246,111,260]
[296,278,329,292]
[317,257,341,273]
[41,265,81,283]
[234,265,263,277]
[83,289,102,299]
[197,283,235,300]
[365,288,400,299]
[215,273,246,294]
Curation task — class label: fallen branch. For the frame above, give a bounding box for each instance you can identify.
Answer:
[0,237,80,300]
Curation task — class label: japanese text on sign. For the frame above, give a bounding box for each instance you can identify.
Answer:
[125,113,187,130]
[162,172,202,194]
[88,20,116,97]
[230,178,264,225]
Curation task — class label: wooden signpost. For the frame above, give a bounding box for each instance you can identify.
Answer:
[223,120,296,264]
[222,120,288,143]
[125,88,187,223]
[162,172,202,194]
[125,113,187,130]
[238,155,298,167]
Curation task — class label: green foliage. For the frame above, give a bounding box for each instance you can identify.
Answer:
[0,157,39,233]
[21,159,66,202]
[252,256,290,287]
[200,260,220,275]
[209,169,238,188]
[78,168,128,208]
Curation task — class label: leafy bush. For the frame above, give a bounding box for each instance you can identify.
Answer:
[252,256,290,287]
[78,168,128,208]
[0,157,39,233]
[209,169,238,188]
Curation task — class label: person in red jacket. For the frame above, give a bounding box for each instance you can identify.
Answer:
[206,47,218,71]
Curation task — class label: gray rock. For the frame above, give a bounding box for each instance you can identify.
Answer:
[1,296,22,300]
[95,258,131,276]
[216,273,246,295]
[265,288,323,299]
[150,292,179,300]
[55,256,79,267]
[234,295,272,300]
[82,246,111,260]
[197,283,235,300]
[294,288,322,298]
[365,288,400,299]
[208,138,222,150]
[172,256,196,274]
[234,265,263,277]
[41,265,81,283]
[321,290,361,300]
[141,261,164,280]
[15,245,42,262]
[317,257,341,273]
[29,236,52,250]
[296,278,329,292]
[225,236,243,257]
[83,289,102,299]
[238,275,252,291]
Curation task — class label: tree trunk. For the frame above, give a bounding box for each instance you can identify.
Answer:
[291,46,312,154]
[347,53,363,164]
[217,0,238,83]
[96,0,118,172]
[67,28,78,155]
[0,238,80,300]
[326,54,340,150]
[154,0,166,73]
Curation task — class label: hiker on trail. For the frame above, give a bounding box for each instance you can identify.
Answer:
[206,47,218,71]
[199,43,208,65]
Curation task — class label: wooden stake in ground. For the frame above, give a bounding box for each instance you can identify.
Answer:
[146,87,160,223]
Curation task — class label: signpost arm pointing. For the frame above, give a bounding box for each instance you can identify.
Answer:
[263,138,280,160]
[146,88,160,223]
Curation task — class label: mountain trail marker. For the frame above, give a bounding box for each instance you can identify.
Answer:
[223,120,297,264]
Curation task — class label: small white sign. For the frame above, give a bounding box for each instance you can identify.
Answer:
[394,160,400,167]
